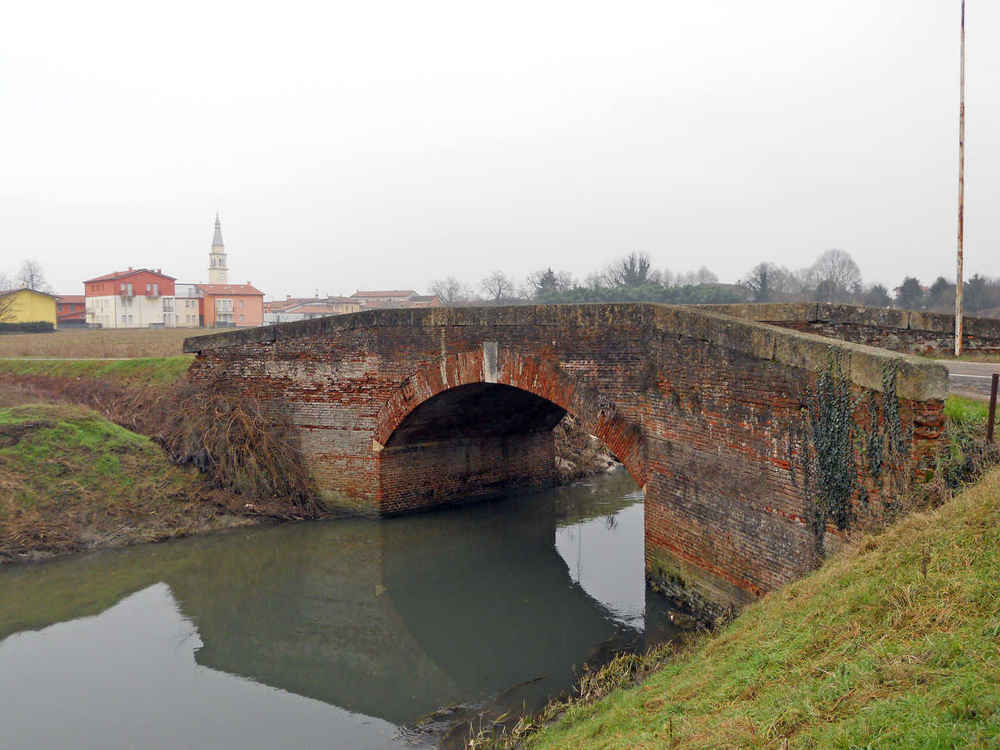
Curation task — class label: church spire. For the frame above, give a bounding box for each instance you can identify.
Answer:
[208,212,229,284]
[212,212,224,248]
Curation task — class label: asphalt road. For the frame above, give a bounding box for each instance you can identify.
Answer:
[937,360,1000,401]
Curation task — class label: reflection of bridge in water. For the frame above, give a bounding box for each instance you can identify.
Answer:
[1,478,675,726]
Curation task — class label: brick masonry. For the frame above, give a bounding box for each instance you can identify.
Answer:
[185,303,948,616]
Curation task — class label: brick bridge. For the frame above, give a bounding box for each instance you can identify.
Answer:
[185,302,957,614]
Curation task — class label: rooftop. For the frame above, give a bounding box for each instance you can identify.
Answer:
[196,283,264,296]
[84,268,175,283]
[352,290,418,298]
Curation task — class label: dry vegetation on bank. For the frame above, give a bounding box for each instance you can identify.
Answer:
[0,327,212,358]
[0,395,256,563]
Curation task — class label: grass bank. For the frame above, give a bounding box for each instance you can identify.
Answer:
[0,400,255,563]
[524,468,1000,748]
[0,356,192,384]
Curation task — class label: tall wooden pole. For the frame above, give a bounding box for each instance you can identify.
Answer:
[955,0,966,357]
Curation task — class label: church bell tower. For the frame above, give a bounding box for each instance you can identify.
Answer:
[208,213,229,284]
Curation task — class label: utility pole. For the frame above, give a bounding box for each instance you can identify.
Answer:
[955,0,967,357]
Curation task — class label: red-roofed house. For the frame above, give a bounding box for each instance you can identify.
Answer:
[84,268,176,328]
[55,295,86,327]
[196,283,264,328]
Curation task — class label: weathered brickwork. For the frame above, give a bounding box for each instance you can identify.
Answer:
[185,303,947,615]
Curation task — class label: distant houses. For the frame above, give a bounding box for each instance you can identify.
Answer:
[72,216,263,329]
[43,215,442,332]
[262,290,440,326]
[350,290,440,309]
[264,297,361,324]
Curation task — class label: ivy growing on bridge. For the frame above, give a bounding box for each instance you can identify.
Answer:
[808,352,912,556]
[808,351,859,554]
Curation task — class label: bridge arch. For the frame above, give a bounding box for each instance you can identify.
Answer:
[373,348,646,513]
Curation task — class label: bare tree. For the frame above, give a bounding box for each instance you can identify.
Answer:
[807,249,861,303]
[604,252,656,287]
[430,276,475,305]
[676,266,719,286]
[17,259,49,292]
[480,271,515,303]
[741,262,794,302]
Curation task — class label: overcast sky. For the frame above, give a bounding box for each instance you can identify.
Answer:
[2,0,997,298]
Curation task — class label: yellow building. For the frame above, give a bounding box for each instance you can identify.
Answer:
[0,288,58,329]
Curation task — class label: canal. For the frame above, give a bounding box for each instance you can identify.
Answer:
[0,470,685,749]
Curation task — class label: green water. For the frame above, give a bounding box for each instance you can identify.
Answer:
[0,471,682,749]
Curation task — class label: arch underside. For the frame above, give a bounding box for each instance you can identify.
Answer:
[375,382,633,515]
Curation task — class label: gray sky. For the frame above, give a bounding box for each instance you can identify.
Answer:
[2,0,997,298]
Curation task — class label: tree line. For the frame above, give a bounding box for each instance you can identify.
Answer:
[431,249,1000,315]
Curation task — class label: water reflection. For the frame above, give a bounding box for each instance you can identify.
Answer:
[0,471,681,749]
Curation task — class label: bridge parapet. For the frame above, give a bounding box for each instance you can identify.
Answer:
[184,302,948,617]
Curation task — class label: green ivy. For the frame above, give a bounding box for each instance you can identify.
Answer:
[864,393,884,480]
[808,351,859,551]
[881,359,905,457]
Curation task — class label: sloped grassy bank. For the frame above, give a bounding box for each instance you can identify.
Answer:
[470,400,999,749]
[0,400,256,563]
[523,468,1000,749]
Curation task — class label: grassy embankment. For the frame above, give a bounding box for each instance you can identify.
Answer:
[0,397,252,563]
[0,356,192,385]
[478,396,999,749]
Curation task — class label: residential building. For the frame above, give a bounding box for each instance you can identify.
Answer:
[164,283,201,328]
[84,268,176,328]
[196,283,264,328]
[55,295,86,327]
[264,296,361,324]
[0,288,58,328]
[350,290,440,309]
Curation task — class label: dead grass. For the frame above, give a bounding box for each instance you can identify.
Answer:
[0,327,213,358]
[0,371,322,520]
[0,400,256,563]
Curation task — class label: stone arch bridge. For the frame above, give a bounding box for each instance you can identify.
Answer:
[185,303,950,613]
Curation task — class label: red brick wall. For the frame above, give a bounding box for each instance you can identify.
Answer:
[378,432,556,514]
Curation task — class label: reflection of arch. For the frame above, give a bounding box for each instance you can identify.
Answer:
[374,348,646,486]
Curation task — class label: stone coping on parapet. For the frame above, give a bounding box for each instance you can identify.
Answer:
[183,303,948,402]
[696,302,1000,339]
